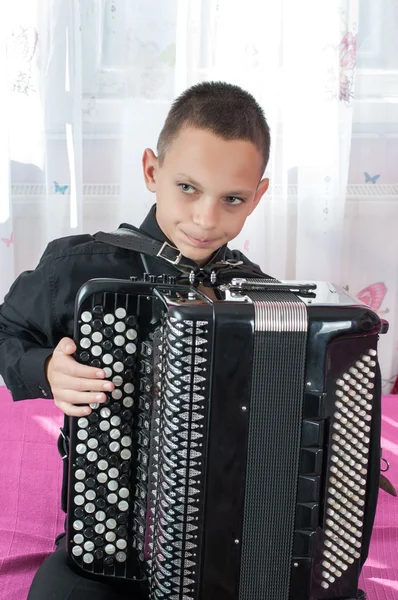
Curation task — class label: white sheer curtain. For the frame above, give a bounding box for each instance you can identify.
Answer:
[1,0,397,390]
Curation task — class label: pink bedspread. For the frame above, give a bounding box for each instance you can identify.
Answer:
[0,388,397,600]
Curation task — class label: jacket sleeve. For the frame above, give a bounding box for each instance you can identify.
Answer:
[0,243,61,401]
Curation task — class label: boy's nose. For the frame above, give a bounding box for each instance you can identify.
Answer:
[192,200,219,232]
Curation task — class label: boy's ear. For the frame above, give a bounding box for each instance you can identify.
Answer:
[142,148,158,192]
[250,177,269,214]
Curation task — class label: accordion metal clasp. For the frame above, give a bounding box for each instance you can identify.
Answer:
[156,241,182,265]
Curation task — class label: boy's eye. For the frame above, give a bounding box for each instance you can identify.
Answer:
[225,196,244,206]
[178,183,196,194]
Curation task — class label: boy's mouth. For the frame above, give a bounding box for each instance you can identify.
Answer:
[182,231,219,249]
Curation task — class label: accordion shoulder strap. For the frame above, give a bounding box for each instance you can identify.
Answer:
[94,227,270,283]
[94,227,198,272]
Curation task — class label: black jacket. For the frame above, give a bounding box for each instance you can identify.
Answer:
[0,205,262,401]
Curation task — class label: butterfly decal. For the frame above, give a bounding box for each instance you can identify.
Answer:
[54,181,69,194]
[1,232,14,248]
[364,172,380,184]
[244,240,250,252]
[357,282,387,312]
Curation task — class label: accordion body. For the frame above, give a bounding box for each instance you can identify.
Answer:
[66,277,385,600]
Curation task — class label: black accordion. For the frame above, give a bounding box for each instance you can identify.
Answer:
[65,276,386,600]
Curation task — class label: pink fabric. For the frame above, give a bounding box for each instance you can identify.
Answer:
[0,388,397,600]
[0,389,64,600]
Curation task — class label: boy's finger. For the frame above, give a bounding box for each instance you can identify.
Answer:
[64,360,108,381]
[58,389,108,407]
[57,337,76,354]
[60,374,114,393]
[55,399,92,417]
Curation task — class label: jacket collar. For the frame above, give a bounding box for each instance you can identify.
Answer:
[120,204,229,267]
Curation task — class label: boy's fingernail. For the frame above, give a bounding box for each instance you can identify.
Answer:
[96,371,104,378]
[66,344,74,353]
[82,408,90,415]
[96,393,104,401]
[103,383,113,391]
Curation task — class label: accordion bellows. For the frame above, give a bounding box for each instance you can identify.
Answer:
[66,278,384,600]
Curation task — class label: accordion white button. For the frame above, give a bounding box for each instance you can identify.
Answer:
[110,416,121,427]
[110,429,120,440]
[112,376,123,386]
[106,532,116,542]
[126,343,137,354]
[107,493,118,504]
[99,421,110,431]
[97,472,107,483]
[92,331,103,343]
[115,308,126,319]
[81,324,91,335]
[105,544,116,555]
[81,312,92,323]
[114,321,126,333]
[83,553,94,564]
[123,397,133,408]
[113,362,124,373]
[114,336,125,347]
[109,441,120,452]
[73,534,84,544]
[116,539,127,550]
[104,367,112,378]
[119,488,129,499]
[103,354,113,365]
[74,482,85,493]
[106,519,117,529]
[75,469,86,480]
[84,541,94,552]
[100,407,111,419]
[111,390,122,401]
[77,418,88,429]
[73,520,84,530]
[126,329,137,340]
[85,490,96,501]
[91,345,102,357]
[108,480,118,492]
[109,468,119,478]
[121,449,131,460]
[118,500,129,511]
[104,314,115,325]
[95,523,106,534]
[95,511,106,521]
[80,338,91,349]
[98,460,108,471]
[72,545,83,557]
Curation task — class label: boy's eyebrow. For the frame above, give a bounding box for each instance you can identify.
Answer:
[175,173,251,197]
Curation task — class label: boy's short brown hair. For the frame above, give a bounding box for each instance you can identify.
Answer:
[157,81,271,173]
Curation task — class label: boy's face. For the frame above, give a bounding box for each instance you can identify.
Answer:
[142,126,269,265]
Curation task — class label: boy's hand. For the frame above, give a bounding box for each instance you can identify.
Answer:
[46,337,114,417]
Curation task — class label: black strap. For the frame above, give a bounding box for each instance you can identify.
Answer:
[95,227,195,271]
[94,227,270,284]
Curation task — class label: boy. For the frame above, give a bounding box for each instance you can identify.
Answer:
[0,82,271,599]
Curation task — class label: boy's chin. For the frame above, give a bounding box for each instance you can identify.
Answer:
[179,244,215,266]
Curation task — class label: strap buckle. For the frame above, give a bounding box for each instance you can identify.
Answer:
[157,241,182,265]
